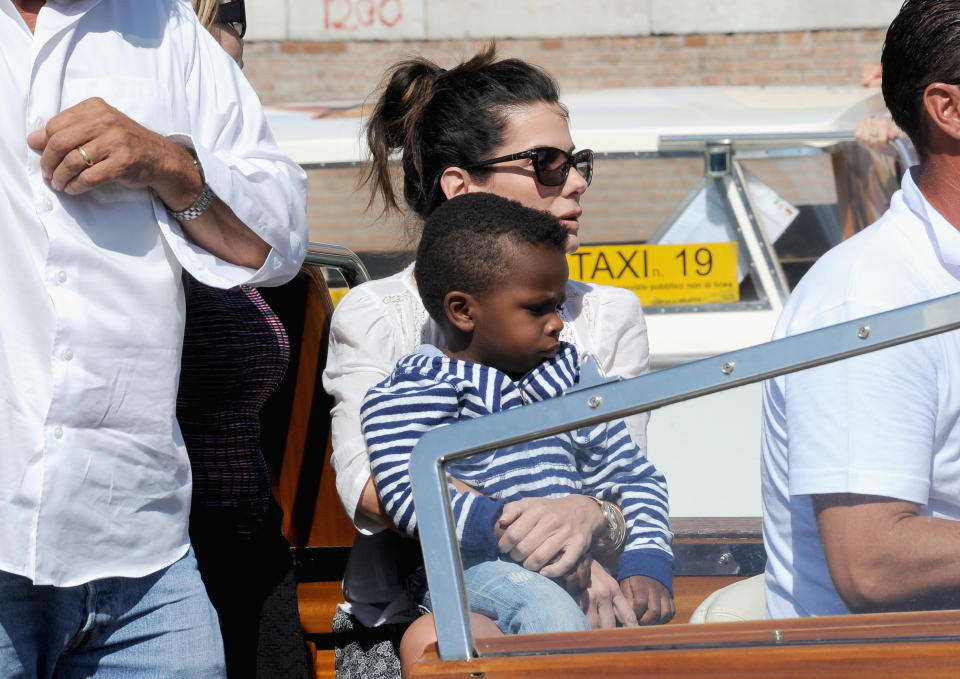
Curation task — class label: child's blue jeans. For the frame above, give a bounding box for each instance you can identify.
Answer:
[421,556,591,635]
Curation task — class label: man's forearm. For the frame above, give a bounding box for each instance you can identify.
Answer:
[815,493,960,612]
[178,198,271,270]
[153,137,270,269]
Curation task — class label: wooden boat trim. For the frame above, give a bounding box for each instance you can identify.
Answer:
[412,642,960,678]
[409,610,960,678]
[469,609,960,655]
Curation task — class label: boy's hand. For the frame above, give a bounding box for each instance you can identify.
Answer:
[620,575,675,625]
[572,560,637,629]
[496,495,605,577]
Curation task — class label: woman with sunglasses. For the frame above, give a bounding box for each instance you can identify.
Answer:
[324,44,671,676]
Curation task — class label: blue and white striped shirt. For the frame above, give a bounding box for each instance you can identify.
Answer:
[361,343,673,590]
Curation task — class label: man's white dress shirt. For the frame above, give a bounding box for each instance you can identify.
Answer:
[761,167,960,618]
[0,0,307,587]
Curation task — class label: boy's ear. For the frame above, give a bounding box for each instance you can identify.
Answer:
[439,167,475,200]
[443,290,476,332]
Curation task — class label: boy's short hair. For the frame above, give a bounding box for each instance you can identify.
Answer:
[415,193,568,324]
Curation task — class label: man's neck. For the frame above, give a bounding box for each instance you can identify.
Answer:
[914,153,960,233]
[13,0,44,33]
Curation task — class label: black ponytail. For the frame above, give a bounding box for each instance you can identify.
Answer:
[362,43,562,220]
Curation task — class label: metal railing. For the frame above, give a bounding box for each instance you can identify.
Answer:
[305,241,370,287]
[659,131,917,169]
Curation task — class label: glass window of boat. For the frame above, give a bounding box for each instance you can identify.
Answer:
[739,142,903,290]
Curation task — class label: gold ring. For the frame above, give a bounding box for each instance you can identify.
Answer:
[76,145,94,167]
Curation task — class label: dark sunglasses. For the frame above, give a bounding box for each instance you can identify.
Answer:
[218,0,246,38]
[464,146,594,187]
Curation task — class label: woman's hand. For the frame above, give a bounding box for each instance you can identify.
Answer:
[572,559,637,629]
[494,495,605,577]
[855,115,900,146]
[859,62,883,88]
[620,575,675,625]
[556,554,592,593]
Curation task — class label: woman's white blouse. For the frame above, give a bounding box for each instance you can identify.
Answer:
[323,264,651,533]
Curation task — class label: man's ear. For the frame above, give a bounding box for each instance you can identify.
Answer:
[439,167,477,200]
[443,290,476,333]
[922,82,960,142]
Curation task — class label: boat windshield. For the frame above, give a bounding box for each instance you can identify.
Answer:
[408,291,960,663]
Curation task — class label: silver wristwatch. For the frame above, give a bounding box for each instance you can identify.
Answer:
[588,496,627,553]
[168,146,215,222]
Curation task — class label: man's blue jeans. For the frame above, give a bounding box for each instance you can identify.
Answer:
[0,548,225,678]
[422,557,590,635]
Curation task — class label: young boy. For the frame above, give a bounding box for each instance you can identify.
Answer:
[360,193,673,640]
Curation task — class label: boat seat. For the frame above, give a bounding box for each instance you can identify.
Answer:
[259,263,358,678]
[689,573,766,623]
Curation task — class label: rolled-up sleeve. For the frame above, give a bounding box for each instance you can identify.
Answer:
[155,14,307,288]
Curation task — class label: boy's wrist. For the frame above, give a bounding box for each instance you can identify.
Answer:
[461,495,507,561]
[617,550,675,596]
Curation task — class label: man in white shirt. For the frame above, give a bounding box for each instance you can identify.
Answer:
[0,0,307,675]
[761,0,960,619]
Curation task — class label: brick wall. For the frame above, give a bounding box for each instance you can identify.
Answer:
[244,29,886,103]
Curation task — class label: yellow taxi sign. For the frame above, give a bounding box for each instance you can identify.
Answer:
[568,242,739,306]
[329,286,349,307]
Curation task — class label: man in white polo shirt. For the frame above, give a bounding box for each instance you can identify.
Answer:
[761,0,960,619]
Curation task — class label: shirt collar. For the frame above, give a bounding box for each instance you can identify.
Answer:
[13,0,106,46]
[406,342,580,405]
[900,166,960,268]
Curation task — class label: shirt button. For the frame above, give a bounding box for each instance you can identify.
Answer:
[57,271,68,283]
[33,117,45,131]
[53,426,63,440]
[62,348,74,361]
[41,196,53,212]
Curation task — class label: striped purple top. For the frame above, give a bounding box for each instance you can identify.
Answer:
[177,280,290,534]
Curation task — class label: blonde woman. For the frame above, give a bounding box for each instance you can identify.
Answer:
[178,2,309,677]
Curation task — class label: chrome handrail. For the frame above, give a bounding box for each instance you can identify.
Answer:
[890,136,919,168]
[305,241,370,287]
[409,292,960,661]
[659,131,857,149]
[660,131,917,169]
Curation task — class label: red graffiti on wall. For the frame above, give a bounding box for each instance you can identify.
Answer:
[324,0,404,31]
